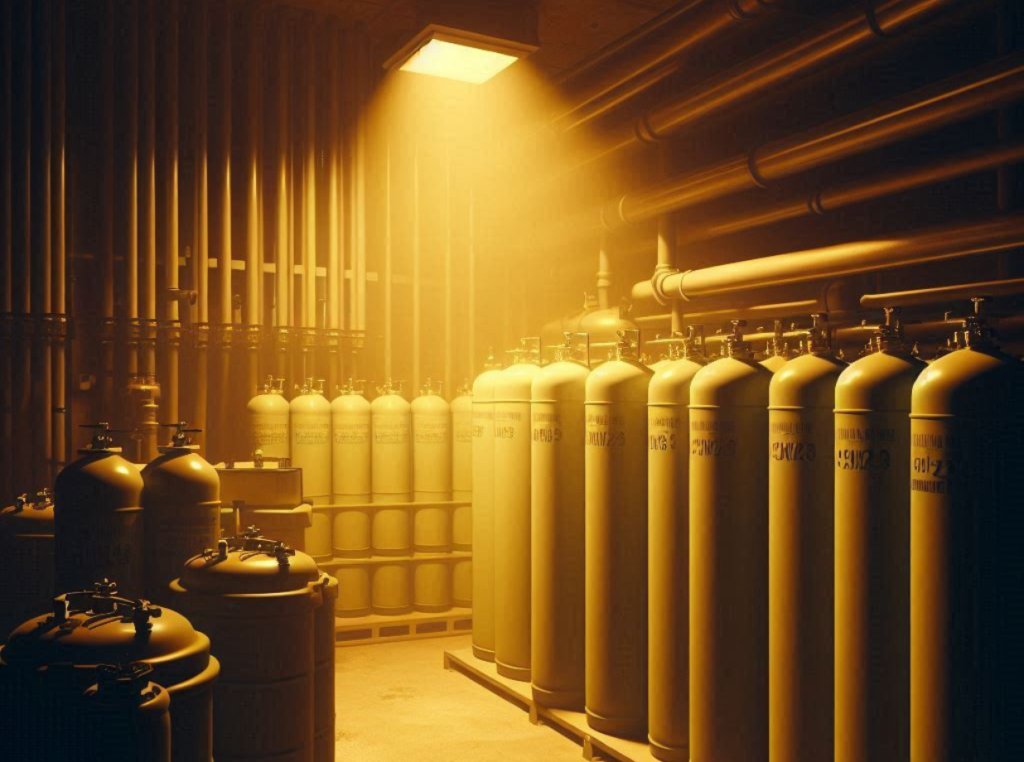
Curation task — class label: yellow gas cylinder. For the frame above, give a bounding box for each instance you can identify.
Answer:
[471,353,504,661]
[141,422,221,602]
[494,338,542,682]
[760,320,796,373]
[648,328,705,761]
[290,379,332,560]
[170,527,337,762]
[247,376,290,460]
[689,320,772,762]
[56,423,145,598]
[412,379,452,545]
[909,299,1024,762]
[585,329,652,738]
[451,384,473,607]
[531,333,590,709]
[834,309,925,762]
[0,488,55,640]
[768,314,846,762]
[331,379,371,558]
[0,579,220,762]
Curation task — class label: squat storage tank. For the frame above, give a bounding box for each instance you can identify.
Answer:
[768,314,846,762]
[909,299,1024,762]
[689,321,771,762]
[55,423,145,598]
[0,489,55,640]
[834,309,925,762]
[494,338,542,681]
[531,333,590,709]
[141,422,221,602]
[648,328,705,761]
[471,354,504,661]
[247,376,290,460]
[585,329,652,738]
[290,379,332,560]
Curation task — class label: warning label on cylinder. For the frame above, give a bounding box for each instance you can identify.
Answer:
[769,418,816,462]
[532,411,562,444]
[252,421,288,446]
[415,419,450,444]
[494,409,524,440]
[333,420,369,446]
[690,417,736,458]
[649,412,680,451]
[374,418,409,445]
[586,412,625,448]
[455,422,473,443]
[835,424,894,472]
[472,410,493,439]
[293,421,329,445]
[910,421,962,496]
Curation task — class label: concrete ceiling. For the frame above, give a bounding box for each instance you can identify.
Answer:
[321,0,681,77]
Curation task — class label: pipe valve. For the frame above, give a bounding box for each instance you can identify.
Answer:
[722,320,754,359]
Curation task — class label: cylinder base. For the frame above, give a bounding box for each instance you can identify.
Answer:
[472,645,496,662]
[586,707,646,741]
[532,683,584,710]
[496,660,530,682]
[649,736,689,762]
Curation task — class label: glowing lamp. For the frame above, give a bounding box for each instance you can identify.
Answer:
[384,25,536,84]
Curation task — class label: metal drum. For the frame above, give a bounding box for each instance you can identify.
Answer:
[689,321,771,762]
[494,338,542,682]
[471,354,504,662]
[910,300,1024,762]
[170,527,337,762]
[142,422,220,602]
[55,423,145,598]
[585,329,652,739]
[531,333,589,709]
[647,329,704,761]
[331,380,371,559]
[834,309,925,762]
[0,579,220,762]
[291,379,332,560]
[0,489,55,640]
[247,376,290,460]
[768,315,846,762]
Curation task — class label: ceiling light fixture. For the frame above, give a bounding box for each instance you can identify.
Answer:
[384,25,536,84]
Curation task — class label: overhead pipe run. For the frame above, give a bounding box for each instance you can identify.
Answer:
[589,0,969,160]
[635,214,1024,303]
[860,276,1024,309]
[604,53,1024,228]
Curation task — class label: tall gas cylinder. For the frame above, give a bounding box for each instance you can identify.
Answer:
[450,384,473,607]
[291,379,332,560]
[834,309,925,762]
[0,579,220,762]
[371,380,412,547]
[760,320,795,373]
[768,314,846,762]
[494,338,542,682]
[531,333,590,709]
[909,299,1024,762]
[412,379,452,546]
[170,527,337,762]
[0,488,55,640]
[247,376,290,460]
[689,321,772,762]
[331,380,371,559]
[142,423,221,601]
[585,329,652,738]
[55,423,145,597]
[471,354,504,661]
[648,328,705,761]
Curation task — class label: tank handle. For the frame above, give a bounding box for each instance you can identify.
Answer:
[50,580,163,634]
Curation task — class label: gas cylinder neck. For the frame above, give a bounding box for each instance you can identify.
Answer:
[806,313,834,356]
[874,307,912,355]
[554,332,590,365]
[614,328,641,362]
[722,320,754,361]
[961,296,997,349]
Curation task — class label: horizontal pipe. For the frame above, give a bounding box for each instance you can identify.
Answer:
[553,0,774,132]
[860,276,1024,309]
[311,501,472,513]
[680,141,1024,243]
[607,53,1024,227]
[652,213,1024,299]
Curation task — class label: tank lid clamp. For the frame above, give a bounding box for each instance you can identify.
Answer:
[49,581,163,635]
[216,526,297,567]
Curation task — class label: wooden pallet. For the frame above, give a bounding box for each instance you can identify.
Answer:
[443,647,658,762]
[334,607,472,647]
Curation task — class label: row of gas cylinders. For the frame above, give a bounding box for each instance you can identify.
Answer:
[247,377,472,561]
[0,424,338,761]
[471,306,1022,762]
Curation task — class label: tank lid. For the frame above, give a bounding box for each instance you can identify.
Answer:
[156,421,202,453]
[77,422,128,454]
[1,488,55,527]
[0,579,206,670]
[178,526,320,595]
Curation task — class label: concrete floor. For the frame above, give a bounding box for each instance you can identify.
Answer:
[334,634,583,761]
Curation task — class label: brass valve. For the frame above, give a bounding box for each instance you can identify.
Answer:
[159,421,201,447]
[722,320,753,359]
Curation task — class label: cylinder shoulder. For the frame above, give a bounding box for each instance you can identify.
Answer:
[769,353,847,408]
[142,452,220,496]
[412,395,451,414]
[494,363,542,398]
[247,394,290,413]
[912,347,1023,415]
[648,358,703,404]
[836,351,926,411]
[332,395,370,413]
[532,361,589,400]
[371,395,411,413]
[56,452,144,506]
[585,358,653,402]
[289,394,330,413]
[690,357,772,407]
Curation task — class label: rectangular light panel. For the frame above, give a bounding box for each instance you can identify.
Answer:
[399,38,520,84]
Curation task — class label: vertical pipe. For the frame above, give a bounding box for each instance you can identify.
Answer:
[444,152,453,396]
[140,0,157,461]
[597,236,610,311]
[412,143,421,393]
[1,0,12,496]
[100,0,114,424]
[657,215,683,333]
[327,24,340,332]
[245,6,261,326]
[52,0,67,474]
[194,0,210,446]
[163,0,180,425]
[304,19,317,331]
[213,0,232,460]
[468,186,475,375]
[125,0,139,367]
[355,34,367,339]
[384,138,393,379]
[218,0,232,328]
[275,14,290,330]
